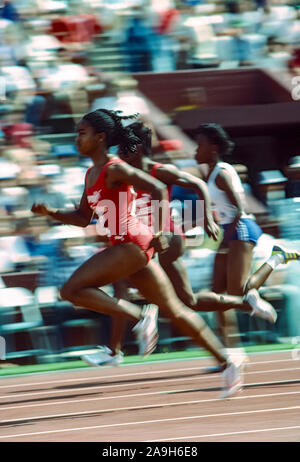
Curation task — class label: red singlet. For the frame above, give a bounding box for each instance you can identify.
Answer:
[135,163,184,237]
[85,157,154,262]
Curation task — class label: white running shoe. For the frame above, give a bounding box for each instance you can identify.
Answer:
[226,347,249,368]
[205,348,248,375]
[81,346,124,367]
[219,355,244,399]
[133,304,159,357]
[245,288,277,323]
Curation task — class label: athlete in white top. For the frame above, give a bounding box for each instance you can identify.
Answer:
[194,123,300,351]
[207,161,249,225]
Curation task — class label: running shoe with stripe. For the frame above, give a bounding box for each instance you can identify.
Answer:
[271,245,300,264]
[81,346,124,367]
[133,304,159,357]
[245,288,277,323]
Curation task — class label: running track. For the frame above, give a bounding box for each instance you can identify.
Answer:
[0,350,299,442]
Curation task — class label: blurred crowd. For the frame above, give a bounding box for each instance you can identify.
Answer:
[1,0,300,362]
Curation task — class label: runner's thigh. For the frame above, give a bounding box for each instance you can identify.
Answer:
[63,243,148,291]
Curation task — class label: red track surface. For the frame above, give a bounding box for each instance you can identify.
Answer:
[0,350,299,442]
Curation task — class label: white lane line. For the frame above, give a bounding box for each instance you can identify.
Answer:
[0,365,221,389]
[146,425,300,442]
[0,373,214,400]
[1,390,300,425]
[0,357,295,390]
[0,367,299,401]
[1,386,300,413]
[0,398,237,424]
[0,349,293,381]
[0,405,299,440]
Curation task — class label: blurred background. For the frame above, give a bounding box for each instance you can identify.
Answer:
[0,0,300,367]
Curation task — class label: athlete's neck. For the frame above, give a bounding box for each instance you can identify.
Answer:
[92,152,115,170]
[207,160,218,179]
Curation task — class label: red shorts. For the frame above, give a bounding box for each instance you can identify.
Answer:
[109,218,154,263]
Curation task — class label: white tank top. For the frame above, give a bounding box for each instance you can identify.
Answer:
[207,162,248,225]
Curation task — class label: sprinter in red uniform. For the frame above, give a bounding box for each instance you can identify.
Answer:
[52,111,278,398]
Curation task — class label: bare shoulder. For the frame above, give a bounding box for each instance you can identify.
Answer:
[106,160,129,179]
[107,160,148,187]
[216,167,234,190]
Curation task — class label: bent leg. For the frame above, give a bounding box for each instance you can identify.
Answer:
[243,241,299,293]
[194,290,250,312]
[110,280,131,355]
[158,234,196,307]
[244,263,274,293]
[227,241,255,295]
[60,242,148,322]
[161,257,197,307]
[128,261,227,366]
[192,252,252,314]
[110,315,127,355]
[211,251,236,346]
[224,241,254,347]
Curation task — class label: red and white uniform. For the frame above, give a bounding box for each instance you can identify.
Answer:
[85,157,154,262]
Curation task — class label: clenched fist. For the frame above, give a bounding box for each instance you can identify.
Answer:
[31,203,54,216]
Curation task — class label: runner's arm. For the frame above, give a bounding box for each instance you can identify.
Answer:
[215,170,243,244]
[155,164,219,240]
[107,161,168,237]
[31,188,93,227]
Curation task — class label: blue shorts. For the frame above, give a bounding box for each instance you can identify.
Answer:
[222,218,262,245]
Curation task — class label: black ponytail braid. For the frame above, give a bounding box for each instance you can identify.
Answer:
[82,108,139,148]
[126,121,152,157]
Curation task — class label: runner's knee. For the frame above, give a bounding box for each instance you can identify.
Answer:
[60,281,76,303]
[243,276,255,294]
[179,292,197,309]
[227,283,245,296]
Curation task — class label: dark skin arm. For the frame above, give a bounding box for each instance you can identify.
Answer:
[153,163,220,241]
[31,160,170,252]
[31,188,93,227]
[215,169,243,248]
[106,161,169,252]
[106,161,168,203]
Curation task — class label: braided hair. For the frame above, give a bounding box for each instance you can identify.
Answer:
[124,121,152,157]
[195,123,235,157]
[82,109,140,151]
